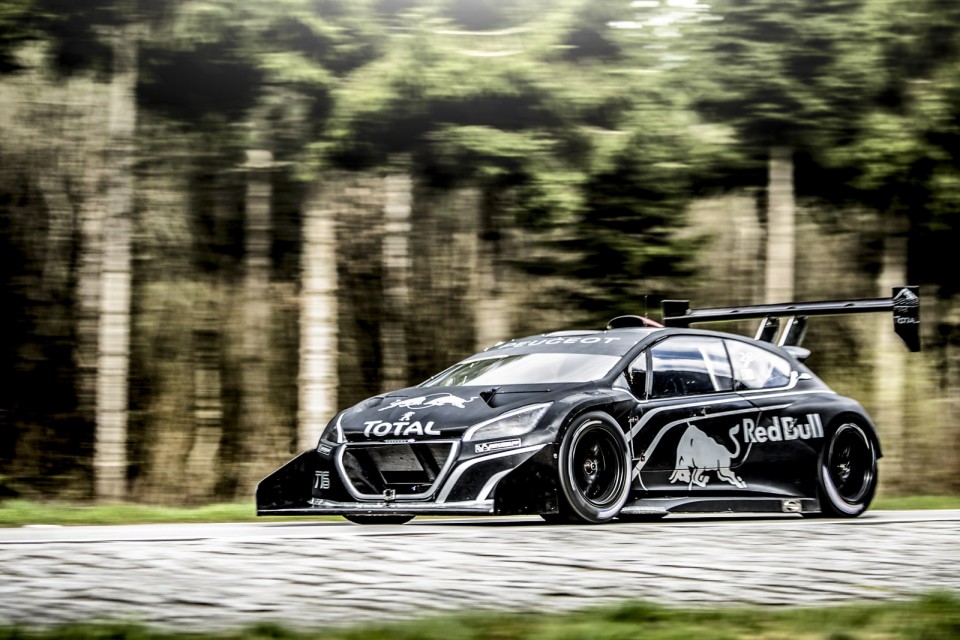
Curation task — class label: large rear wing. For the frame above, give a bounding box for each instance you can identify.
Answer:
[661,286,920,352]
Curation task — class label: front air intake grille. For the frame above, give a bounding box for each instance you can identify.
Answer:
[338,442,458,500]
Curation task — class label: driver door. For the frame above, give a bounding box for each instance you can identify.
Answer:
[626,336,759,495]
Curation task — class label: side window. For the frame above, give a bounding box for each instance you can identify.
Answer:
[626,351,648,398]
[650,337,733,398]
[703,339,734,391]
[726,340,792,390]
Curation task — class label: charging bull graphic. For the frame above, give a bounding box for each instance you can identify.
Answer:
[379,393,478,412]
[668,423,746,489]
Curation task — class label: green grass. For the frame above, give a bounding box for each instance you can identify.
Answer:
[0,494,956,528]
[0,500,336,527]
[1,592,958,639]
[872,494,960,511]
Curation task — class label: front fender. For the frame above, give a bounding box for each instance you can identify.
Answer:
[493,443,560,516]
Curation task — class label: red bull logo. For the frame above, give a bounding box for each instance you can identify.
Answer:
[667,413,824,490]
[379,393,477,412]
[669,423,746,489]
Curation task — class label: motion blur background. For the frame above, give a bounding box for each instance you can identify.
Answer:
[1,0,958,506]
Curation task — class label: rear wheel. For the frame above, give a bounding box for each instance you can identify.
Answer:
[817,422,877,517]
[343,515,414,525]
[553,413,630,524]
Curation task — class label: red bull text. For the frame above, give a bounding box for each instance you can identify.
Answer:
[743,414,823,443]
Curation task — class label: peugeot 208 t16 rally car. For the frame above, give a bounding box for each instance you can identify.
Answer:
[257,287,920,524]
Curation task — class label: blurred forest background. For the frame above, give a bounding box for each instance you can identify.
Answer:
[1,0,958,505]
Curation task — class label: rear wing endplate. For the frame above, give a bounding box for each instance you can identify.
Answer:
[661,286,920,352]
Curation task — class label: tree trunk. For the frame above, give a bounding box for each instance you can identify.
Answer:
[184,285,223,502]
[298,183,339,450]
[93,24,137,502]
[872,225,908,493]
[238,149,272,495]
[380,172,412,390]
[76,174,105,479]
[407,185,480,380]
[473,189,510,351]
[764,146,795,304]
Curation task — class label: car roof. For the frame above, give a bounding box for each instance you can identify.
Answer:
[470,326,805,363]
[471,328,660,359]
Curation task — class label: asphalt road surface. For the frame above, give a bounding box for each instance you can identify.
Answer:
[2,510,959,630]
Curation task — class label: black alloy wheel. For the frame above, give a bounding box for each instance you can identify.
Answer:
[817,422,878,517]
[550,412,630,524]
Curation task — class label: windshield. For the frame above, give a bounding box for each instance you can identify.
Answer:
[420,353,620,387]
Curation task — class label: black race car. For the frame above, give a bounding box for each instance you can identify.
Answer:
[257,286,920,524]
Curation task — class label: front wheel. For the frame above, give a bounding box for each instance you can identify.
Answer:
[817,421,878,517]
[343,515,414,525]
[554,412,630,524]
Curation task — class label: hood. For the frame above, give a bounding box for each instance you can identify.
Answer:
[337,385,572,442]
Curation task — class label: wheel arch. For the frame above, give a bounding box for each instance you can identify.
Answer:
[492,397,634,519]
[556,406,636,474]
[552,393,635,445]
[824,409,883,459]
[790,393,883,460]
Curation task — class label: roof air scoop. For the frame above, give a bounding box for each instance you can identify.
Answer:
[606,315,664,330]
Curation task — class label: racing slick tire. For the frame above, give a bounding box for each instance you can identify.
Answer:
[553,412,631,524]
[816,421,878,518]
[343,515,415,525]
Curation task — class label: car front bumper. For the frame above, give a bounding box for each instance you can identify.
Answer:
[256,442,557,517]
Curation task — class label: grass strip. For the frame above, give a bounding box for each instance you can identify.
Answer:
[872,494,960,511]
[0,592,957,639]
[0,500,333,527]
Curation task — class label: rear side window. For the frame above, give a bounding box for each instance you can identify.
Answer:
[726,340,792,390]
[649,337,733,398]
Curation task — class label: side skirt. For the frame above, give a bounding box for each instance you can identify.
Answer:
[622,496,820,516]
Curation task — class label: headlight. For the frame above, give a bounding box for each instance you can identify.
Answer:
[318,412,345,446]
[463,403,551,442]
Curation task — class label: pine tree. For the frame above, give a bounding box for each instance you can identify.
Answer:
[694,0,875,302]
